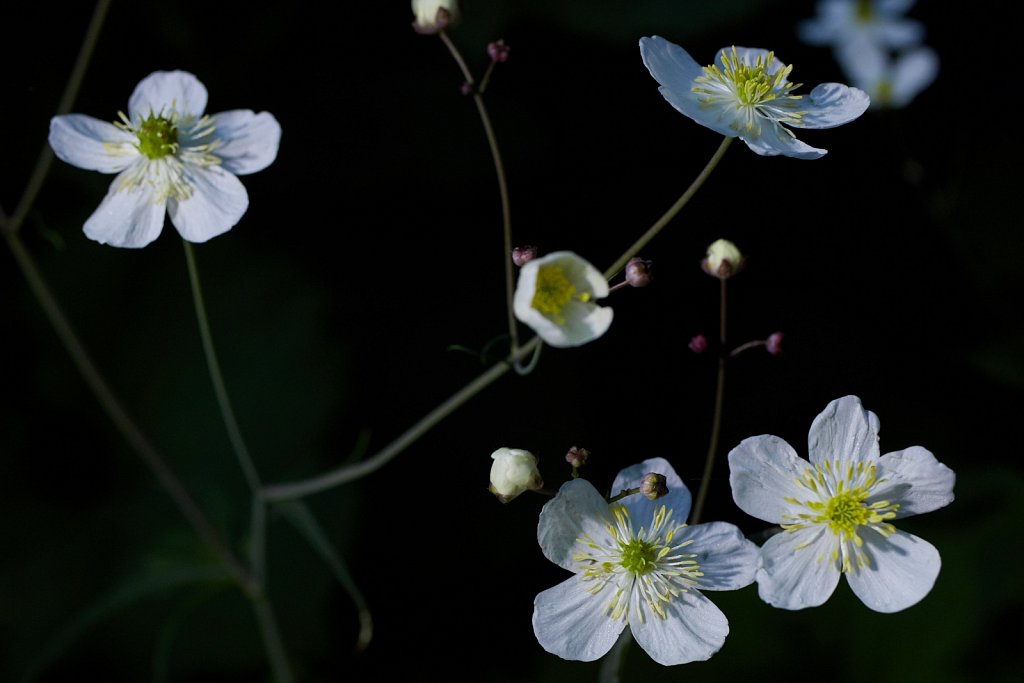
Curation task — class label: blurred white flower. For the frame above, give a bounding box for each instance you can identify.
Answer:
[489,448,543,503]
[49,70,281,248]
[640,37,869,159]
[798,0,925,53]
[513,251,612,348]
[728,395,955,612]
[838,43,938,109]
[533,458,759,665]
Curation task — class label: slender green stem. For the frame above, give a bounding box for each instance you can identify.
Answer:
[250,594,295,683]
[263,336,541,501]
[1,227,253,591]
[691,277,728,525]
[603,136,733,280]
[181,241,266,580]
[8,0,112,235]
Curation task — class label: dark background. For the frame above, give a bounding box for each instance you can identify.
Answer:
[2,1,1021,681]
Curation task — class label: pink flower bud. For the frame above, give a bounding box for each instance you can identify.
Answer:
[565,446,590,468]
[625,257,653,287]
[488,39,510,63]
[640,472,668,500]
[512,245,538,266]
[766,331,784,356]
[688,334,708,354]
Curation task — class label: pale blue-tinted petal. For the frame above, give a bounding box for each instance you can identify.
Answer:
[722,46,781,75]
[683,522,759,591]
[877,18,925,48]
[612,457,691,527]
[537,478,613,571]
[875,446,955,517]
[532,576,625,662]
[728,435,806,523]
[83,171,167,248]
[129,70,208,119]
[808,395,880,466]
[756,526,842,609]
[743,122,827,159]
[166,166,248,243]
[799,83,871,129]
[630,589,728,665]
[211,110,282,175]
[890,46,938,107]
[879,0,917,14]
[49,115,138,173]
[846,528,940,612]
[835,41,888,91]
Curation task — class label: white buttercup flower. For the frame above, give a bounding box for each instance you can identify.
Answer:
[798,0,925,53]
[838,43,938,109]
[533,458,759,665]
[489,447,543,503]
[513,251,612,348]
[49,70,281,248]
[728,395,955,612]
[639,37,870,159]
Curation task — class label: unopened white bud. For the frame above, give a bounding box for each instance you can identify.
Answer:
[488,447,543,503]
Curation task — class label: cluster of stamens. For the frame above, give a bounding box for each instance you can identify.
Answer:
[531,264,591,324]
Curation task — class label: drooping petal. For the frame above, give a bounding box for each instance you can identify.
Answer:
[798,82,871,129]
[611,457,691,523]
[756,526,842,609]
[846,528,941,612]
[166,165,249,243]
[129,70,208,120]
[49,114,138,173]
[211,110,282,175]
[537,479,614,571]
[807,395,880,466]
[728,435,807,523]
[532,576,626,662]
[875,446,955,517]
[743,121,828,160]
[83,169,167,248]
[684,522,759,591]
[630,588,729,665]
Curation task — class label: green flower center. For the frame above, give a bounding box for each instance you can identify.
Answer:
[135,113,179,159]
[531,264,590,323]
[698,47,800,109]
[821,490,872,534]
[855,0,874,22]
[618,537,659,574]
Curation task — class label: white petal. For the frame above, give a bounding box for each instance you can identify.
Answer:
[166,166,249,243]
[557,299,614,347]
[49,115,138,173]
[532,576,625,662]
[612,457,691,527]
[742,122,827,160]
[129,70,208,119]
[807,395,880,466]
[890,47,938,107]
[630,589,728,665]
[846,528,941,612]
[537,479,613,571]
[211,110,282,175]
[728,435,807,523]
[756,526,841,610]
[875,446,955,517]
[83,169,167,248]
[798,83,871,129]
[684,522,759,591]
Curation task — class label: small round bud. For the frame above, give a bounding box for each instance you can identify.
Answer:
[639,472,668,500]
[701,239,745,279]
[624,257,653,287]
[766,331,784,356]
[459,81,473,96]
[565,446,590,469]
[489,447,543,503]
[411,0,459,34]
[512,245,537,266]
[488,39,510,63]
[688,334,708,354]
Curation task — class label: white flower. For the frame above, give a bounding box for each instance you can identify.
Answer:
[49,70,281,248]
[411,0,459,34]
[728,395,955,613]
[701,238,744,279]
[639,37,870,159]
[489,447,543,503]
[798,0,925,53]
[837,43,938,109]
[533,457,759,665]
[513,251,612,348]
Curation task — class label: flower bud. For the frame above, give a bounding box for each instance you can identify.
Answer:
[688,334,708,354]
[488,447,543,503]
[565,446,590,469]
[411,0,459,34]
[639,472,668,500]
[766,331,784,356]
[624,257,653,287]
[701,239,744,279]
[488,39,510,63]
[512,245,537,266]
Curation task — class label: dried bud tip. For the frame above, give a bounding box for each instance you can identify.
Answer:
[766,331,784,356]
[512,245,538,266]
[565,446,590,468]
[488,39,510,63]
[701,238,745,279]
[624,257,653,287]
[688,334,708,354]
[640,472,669,500]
